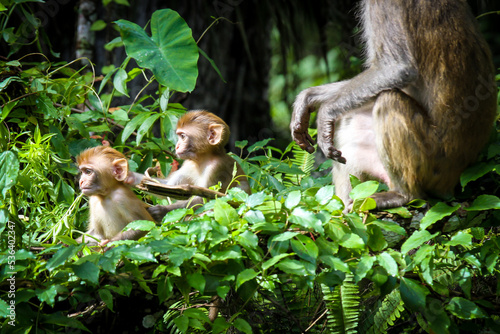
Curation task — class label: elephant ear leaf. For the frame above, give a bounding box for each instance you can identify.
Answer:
[115,9,199,93]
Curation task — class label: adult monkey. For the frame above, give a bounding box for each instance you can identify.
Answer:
[291,0,497,210]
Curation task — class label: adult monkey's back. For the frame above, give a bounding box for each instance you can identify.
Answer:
[290,0,497,210]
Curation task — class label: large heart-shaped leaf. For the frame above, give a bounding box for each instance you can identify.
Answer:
[115,9,199,92]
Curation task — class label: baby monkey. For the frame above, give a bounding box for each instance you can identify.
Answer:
[76,146,154,247]
[128,110,251,221]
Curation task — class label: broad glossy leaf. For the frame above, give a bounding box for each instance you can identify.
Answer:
[349,180,379,200]
[124,220,156,231]
[46,245,78,271]
[270,231,299,242]
[236,269,259,290]
[113,68,129,96]
[169,247,196,266]
[339,233,365,249]
[214,200,238,226]
[420,202,459,230]
[123,245,156,263]
[355,255,376,282]
[115,9,199,92]
[211,246,242,261]
[367,225,388,252]
[378,252,398,277]
[289,207,324,234]
[466,194,500,211]
[35,285,59,307]
[315,185,334,205]
[187,273,206,294]
[291,234,318,264]
[285,190,301,209]
[401,230,438,254]
[73,262,100,285]
[246,191,266,208]
[444,231,472,246]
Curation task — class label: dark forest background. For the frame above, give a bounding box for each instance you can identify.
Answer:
[3,0,499,151]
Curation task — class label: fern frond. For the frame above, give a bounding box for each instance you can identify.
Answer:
[365,289,405,334]
[163,300,184,334]
[284,142,316,186]
[321,274,360,334]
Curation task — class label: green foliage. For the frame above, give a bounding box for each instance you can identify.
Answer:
[1,2,500,334]
[322,275,360,334]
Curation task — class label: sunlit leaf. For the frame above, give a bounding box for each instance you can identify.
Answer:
[420,202,459,230]
[466,194,500,211]
[115,9,199,92]
[236,269,259,290]
[446,297,487,319]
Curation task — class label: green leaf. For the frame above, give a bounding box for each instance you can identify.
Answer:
[174,314,189,333]
[136,113,161,144]
[399,277,429,312]
[367,225,388,251]
[444,231,472,246]
[355,255,376,282]
[214,200,238,226]
[169,247,196,266]
[35,285,59,307]
[124,245,156,262]
[446,297,487,319]
[124,220,156,231]
[0,151,19,198]
[460,162,495,188]
[401,230,439,254]
[121,112,153,142]
[384,206,412,218]
[420,202,459,230]
[212,246,242,261]
[246,191,266,208]
[233,318,252,334]
[113,68,129,96]
[237,230,259,250]
[377,252,398,277]
[187,273,206,294]
[270,231,299,242]
[158,276,173,302]
[349,180,379,200]
[289,207,324,234]
[315,185,334,205]
[339,233,365,249]
[371,220,406,236]
[285,190,301,209]
[90,19,107,31]
[98,288,114,312]
[72,262,100,285]
[466,194,500,211]
[291,234,319,264]
[46,245,78,271]
[236,269,259,290]
[115,9,199,92]
[262,253,292,271]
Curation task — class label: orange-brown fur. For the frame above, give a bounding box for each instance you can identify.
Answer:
[76,146,154,245]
